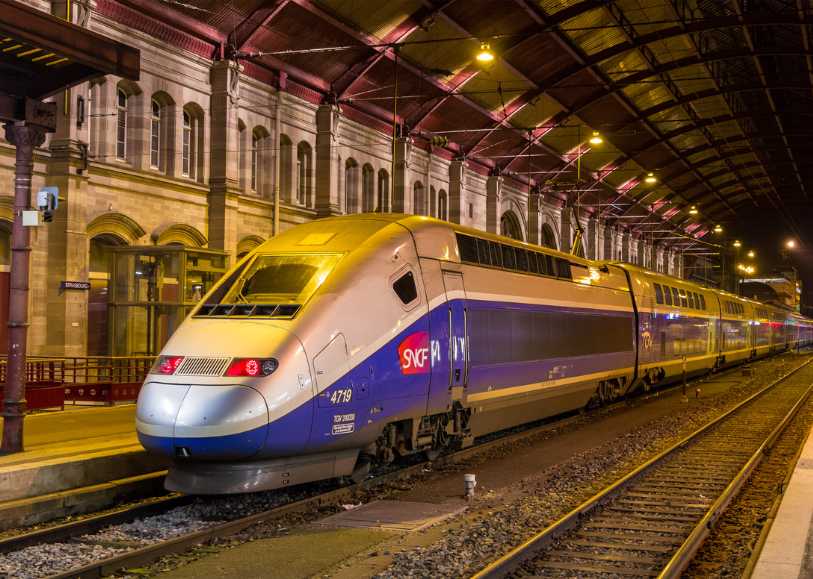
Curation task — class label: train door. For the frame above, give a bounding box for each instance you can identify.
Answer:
[442,271,467,400]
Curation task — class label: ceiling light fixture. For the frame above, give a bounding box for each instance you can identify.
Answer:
[476,42,494,63]
[644,172,657,184]
[589,131,603,145]
[689,205,698,215]
[713,224,723,234]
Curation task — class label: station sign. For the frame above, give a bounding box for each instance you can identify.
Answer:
[60,280,91,291]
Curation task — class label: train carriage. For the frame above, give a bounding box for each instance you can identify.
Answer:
[135,214,813,494]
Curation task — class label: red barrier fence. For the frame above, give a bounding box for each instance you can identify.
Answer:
[0,356,155,411]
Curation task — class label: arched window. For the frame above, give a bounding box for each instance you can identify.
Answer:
[501,211,523,241]
[251,131,260,192]
[116,88,127,161]
[279,134,293,202]
[237,120,247,191]
[377,169,389,212]
[150,99,161,169]
[297,142,312,206]
[182,110,192,177]
[541,223,557,250]
[182,104,204,183]
[438,189,448,221]
[413,181,425,216]
[251,127,271,197]
[345,159,359,214]
[362,164,375,212]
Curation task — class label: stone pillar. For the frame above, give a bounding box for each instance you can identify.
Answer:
[587,218,597,259]
[2,122,48,453]
[602,222,613,260]
[208,60,241,255]
[315,103,341,217]
[528,191,541,245]
[448,160,465,224]
[486,175,503,234]
[560,205,572,254]
[621,230,630,262]
[45,89,91,357]
[393,137,411,213]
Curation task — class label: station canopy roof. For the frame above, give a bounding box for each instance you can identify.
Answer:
[0,0,139,124]
[111,1,813,245]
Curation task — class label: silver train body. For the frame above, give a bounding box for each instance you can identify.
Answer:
[136,215,813,494]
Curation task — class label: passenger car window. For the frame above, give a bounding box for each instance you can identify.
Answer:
[489,241,502,267]
[556,258,572,279]
[654,283,663,304]
[392,271,418,304]
[502,245,516,270]
[476,238,491,266]
[516,249,529,272]
[671,287,680,306]
[458,235,478,263]
[663,285,673,306]
[687,292,695,309]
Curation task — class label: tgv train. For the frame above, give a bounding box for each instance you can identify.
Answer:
[136,214,813,494]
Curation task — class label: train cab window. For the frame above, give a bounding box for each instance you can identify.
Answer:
[540,253,553,276]
[476,238,491,266]
[686,292,694,309]
[654,283,663,304]
[663,285,673,306]
[556,258,572,280]
[671,287,680,307]
[698,294,705,310]
[516,248,529,272]
[392,271,418,305]
[457,234,478,264]
[489,241,503,267]
[502,244,516,270]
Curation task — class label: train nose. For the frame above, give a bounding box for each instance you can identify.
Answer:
[136,382,269,460]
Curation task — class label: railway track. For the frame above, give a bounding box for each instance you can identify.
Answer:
[1,354,803,579]
[472,357,813,579]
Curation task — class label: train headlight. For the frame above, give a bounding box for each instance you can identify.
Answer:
[225,358,279,377]
[152,356,185,375]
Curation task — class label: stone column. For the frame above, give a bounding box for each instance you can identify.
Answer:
[527,191,541,245]
[621,230,630,262]
[315,103,341,217]
[393,137,411,213]
[587,217,597,259]
[486,174,503,234]
[208,60,241,255]
[2,122,48,453]
[560,205,572,254]
[45,86,91,357]
[448,160,465,224]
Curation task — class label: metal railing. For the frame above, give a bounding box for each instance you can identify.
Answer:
[0,356,155,386]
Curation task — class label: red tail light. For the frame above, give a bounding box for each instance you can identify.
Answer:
[152,356,184,375]
[225,358,278,377]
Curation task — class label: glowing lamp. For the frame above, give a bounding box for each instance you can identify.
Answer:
[476,43,494,63]
[589,131,603,145]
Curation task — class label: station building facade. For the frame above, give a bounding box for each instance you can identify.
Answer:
[0,1,684,358]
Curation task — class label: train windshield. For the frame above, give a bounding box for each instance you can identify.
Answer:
[219,253,342,305]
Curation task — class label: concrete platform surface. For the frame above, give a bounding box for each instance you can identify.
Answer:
[752,426,813,579]
[313,499,467,532]
[0,405,167,530]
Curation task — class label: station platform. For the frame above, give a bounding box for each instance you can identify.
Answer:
[0,405,167,531]
[752,425,813,579]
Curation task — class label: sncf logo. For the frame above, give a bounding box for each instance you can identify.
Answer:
[398,331,430,375]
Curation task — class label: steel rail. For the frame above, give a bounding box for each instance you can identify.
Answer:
[3,352,727,568]
[3,354,797,577]
[471,356,813,579]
